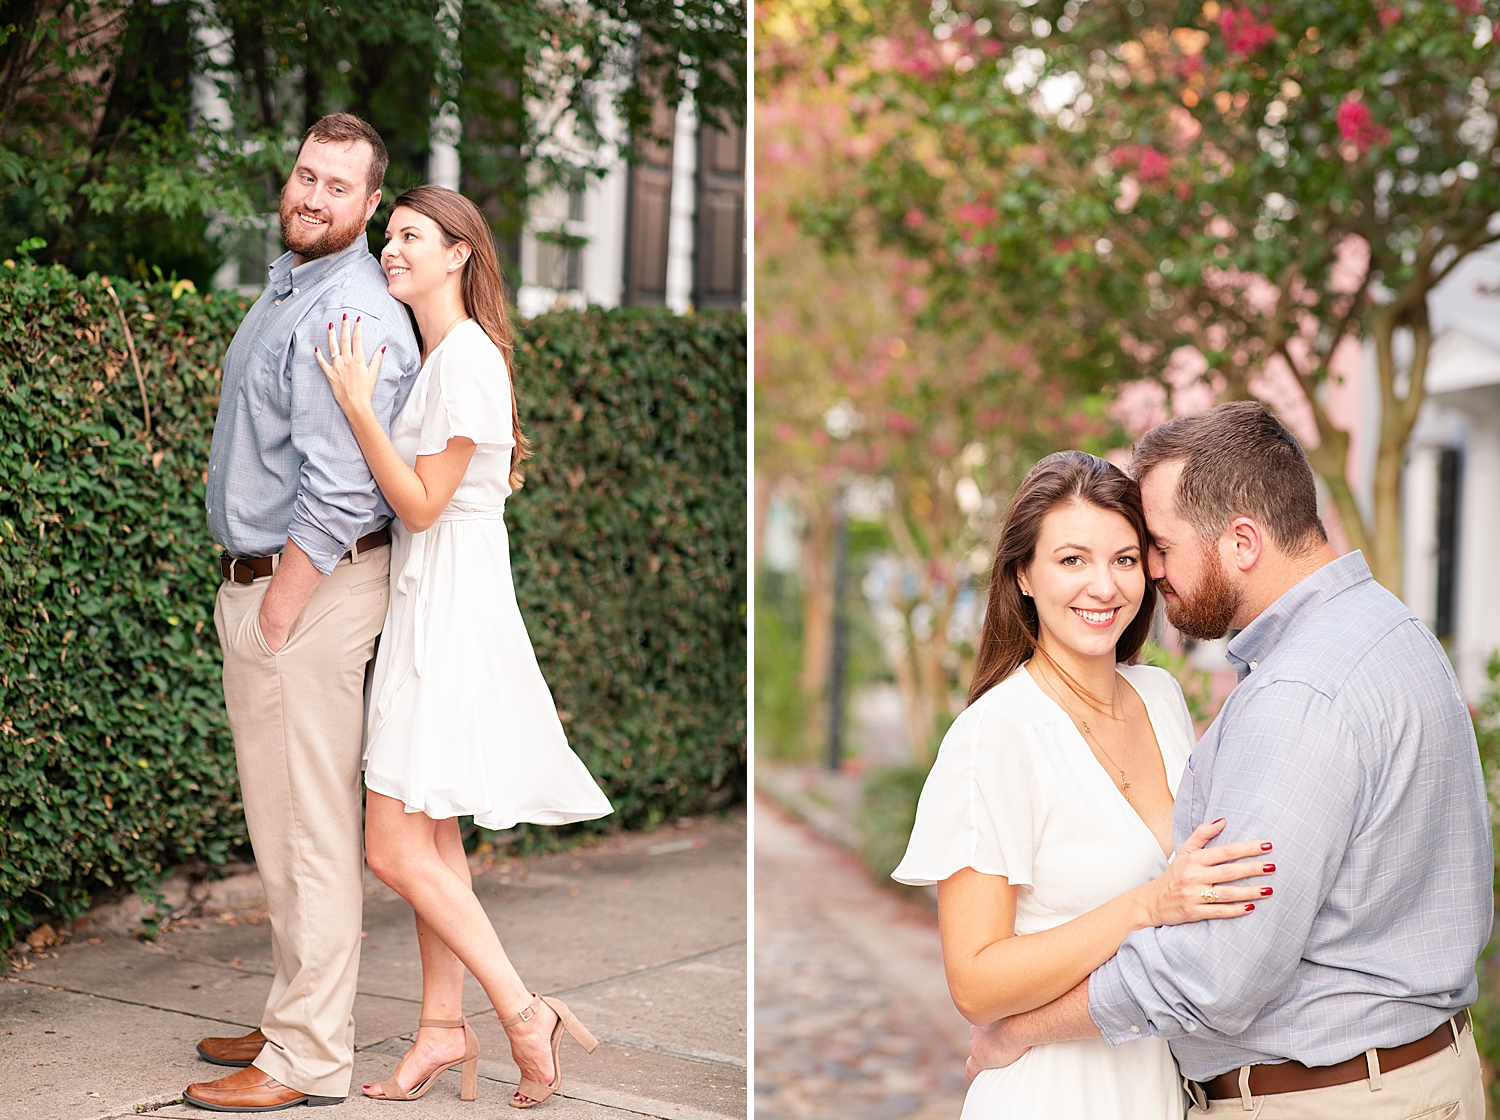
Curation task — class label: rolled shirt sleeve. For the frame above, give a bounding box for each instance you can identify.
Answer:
[1089,682,1361,1044]
[285,306,411,573]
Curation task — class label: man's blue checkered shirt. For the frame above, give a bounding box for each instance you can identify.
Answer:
[206,239,421,573]
[1089,551,1493,1080]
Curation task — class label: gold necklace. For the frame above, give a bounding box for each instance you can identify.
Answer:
[1076,713,1131,800]
[1042,671,1131,799]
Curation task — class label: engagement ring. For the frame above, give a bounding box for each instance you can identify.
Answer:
[1200,887,1220,903]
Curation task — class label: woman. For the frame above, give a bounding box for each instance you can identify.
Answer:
[315,184,614,1107]
[892,451,1276,1119]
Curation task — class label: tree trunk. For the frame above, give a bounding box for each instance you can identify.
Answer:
[798,496,834,757]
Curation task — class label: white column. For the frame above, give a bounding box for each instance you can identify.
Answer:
[1454,401,1500,699]
[1401,442,1440,630]
[428,0,462,190]
[663,92,698,314]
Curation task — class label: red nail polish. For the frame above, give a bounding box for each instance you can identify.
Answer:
[1263,863,1275,873]
[1260,887,1273,896]
[1261,842,1273,851]
[314,346,318,353]
[356,315,361,322]
[343,313,348,320]
[328,322,333,330]
[1245,903,1255,912]
[381,346,387,353]
[1212,817,1225,825]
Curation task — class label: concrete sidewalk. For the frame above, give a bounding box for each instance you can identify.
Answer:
[1,812,746,1120]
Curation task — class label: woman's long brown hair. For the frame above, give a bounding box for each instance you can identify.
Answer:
[391,184,532,489]
[967,450,1156,705]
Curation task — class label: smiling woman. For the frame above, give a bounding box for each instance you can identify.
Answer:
[888,449,1272,1120]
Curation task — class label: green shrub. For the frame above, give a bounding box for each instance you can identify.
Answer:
[0,263,745,943]
[1467,653,1500,1113]
[857,762,930,882]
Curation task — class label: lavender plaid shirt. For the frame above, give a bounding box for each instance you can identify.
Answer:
[206,239,420,573]
[1089,552,1492,1080]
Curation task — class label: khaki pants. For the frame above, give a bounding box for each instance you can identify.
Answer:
[214,547,390,1098]
[1187,1018,1484,1120]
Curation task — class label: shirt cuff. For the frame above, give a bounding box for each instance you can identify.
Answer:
[286,516,346,575]
[1088,959,1155,1046]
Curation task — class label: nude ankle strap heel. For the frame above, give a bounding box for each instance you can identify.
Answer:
[501,993,599,1108]
[364,1017,479,1103]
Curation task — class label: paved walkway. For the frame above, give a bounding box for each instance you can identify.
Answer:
[754,795,968,1120]
[2,812,746,1120]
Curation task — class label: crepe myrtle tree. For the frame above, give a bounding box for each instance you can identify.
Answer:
[758,34,1124,759]
[819,0,1500,594]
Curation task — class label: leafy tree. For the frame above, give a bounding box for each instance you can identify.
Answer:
[757,22,1122,759]
[817,0,1500,592]
[0,0,745,286]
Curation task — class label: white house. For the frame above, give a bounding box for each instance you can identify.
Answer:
[1400,240,1500,702]
[516,95,746,318]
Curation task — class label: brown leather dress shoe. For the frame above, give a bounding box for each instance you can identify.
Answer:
[183,1065,343,1111]
[197,1027,268,1067]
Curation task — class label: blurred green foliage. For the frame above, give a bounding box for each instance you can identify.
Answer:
[0,261,745,944]
[1469,652,1500,1112]
[0,0,746,287]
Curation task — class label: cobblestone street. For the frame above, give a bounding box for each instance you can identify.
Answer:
[754,795,969,1120]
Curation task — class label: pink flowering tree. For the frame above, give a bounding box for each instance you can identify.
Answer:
[756,17,1122,759]
[814,0,1500,593]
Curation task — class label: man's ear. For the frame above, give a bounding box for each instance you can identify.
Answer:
[363,189,383,224]
[1228,516,1263,572]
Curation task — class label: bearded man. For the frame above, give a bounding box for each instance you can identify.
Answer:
[970,402,1492,1118]
[185,113,421,1112]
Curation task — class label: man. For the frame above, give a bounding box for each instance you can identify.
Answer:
[970,402,1492,1117]
[184,113,420,1112]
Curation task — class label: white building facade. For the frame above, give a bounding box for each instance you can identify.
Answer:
[1400,240,1500,702]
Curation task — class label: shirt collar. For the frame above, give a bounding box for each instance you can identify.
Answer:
[266,237,373,296]
[1225,551,1374,680]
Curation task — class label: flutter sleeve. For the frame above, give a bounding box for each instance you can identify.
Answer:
[416,327,516,456]
[891,700,1039,890]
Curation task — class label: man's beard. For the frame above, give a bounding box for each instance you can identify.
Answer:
[1160,544,1241,641]
[279,189,367,261]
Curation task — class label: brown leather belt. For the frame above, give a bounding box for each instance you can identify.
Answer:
[1201,1011,1469,1100]
[219,527,391,584]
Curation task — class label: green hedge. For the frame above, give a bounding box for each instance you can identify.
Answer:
[0,263,745,941]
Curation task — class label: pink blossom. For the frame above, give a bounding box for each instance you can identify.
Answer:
[903,209,927,228]
[954,202,997,227]
[1336,96,1390,154]
[1113,145,1172,185]
[886,410,917,436]
[1219,6,1276,57]
[1457,0,1482,14]
[1375,0,1400,28]
[1137,148,1171,184]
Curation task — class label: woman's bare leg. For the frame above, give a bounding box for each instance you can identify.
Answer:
[364,791,559,1099]
[363,815,471,1095]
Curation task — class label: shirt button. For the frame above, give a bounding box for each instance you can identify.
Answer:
[274,299,282,306]
[292,287,300,294]
[1130,1026,1140,1033]
[1249,660,1259,671]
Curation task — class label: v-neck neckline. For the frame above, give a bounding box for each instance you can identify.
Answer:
[1021,664,1175,860]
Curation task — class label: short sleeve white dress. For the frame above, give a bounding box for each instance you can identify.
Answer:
[892,662,1195,1120]
[362,319,614,830]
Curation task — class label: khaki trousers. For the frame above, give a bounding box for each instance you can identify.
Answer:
[214,546,389,1098]
[1187,1018,1484,1120]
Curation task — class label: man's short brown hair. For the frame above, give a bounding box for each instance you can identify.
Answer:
[1131,401,1328,555]
[301,113,389,197]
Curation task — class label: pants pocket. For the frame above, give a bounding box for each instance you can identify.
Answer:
[1405,1103,1461,1120]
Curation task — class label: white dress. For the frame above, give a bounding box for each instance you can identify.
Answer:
[892,663,1194,1120]
[362,320,614,830]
